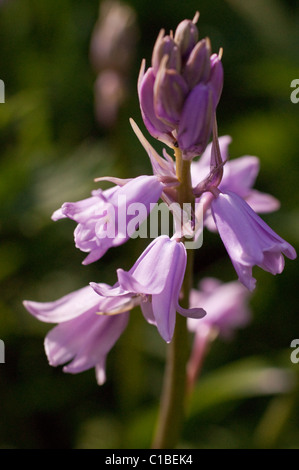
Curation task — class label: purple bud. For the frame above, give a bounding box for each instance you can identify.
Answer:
[138,66,176,145]
[178,83,215,159]
[174,18,199,60]
[209,53,224,105]
[182,38,211,89]
[152,30,181,74]
[154,59,189,126]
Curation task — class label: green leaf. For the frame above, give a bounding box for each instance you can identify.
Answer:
[189,357,295,415]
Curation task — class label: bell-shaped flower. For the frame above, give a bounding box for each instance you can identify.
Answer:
[23,286,130,385]
[211,190,297,290]
[188,278,251,339]
[187,277,251,387]
[91,235,206,343]
[52,175,163,265]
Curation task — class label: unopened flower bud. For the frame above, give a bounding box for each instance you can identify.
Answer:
[152,30,181,73]
[154,58,189,126]
[182,38,211,89]
[90,0,138,74]
[209,53,224,105]
[174,18,199,60]
[138,66,176,145]
[178,83,214,159]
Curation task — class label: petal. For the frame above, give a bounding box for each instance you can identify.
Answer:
[23,286,100,323]
[140,300,156,325]
[220,156,260,197]
[95,361,107,386]
[245,190,280,213]
[151,240,187,342]
[176,304,206,319]
[110,174,163,209]
[51,207,67,221]
[45,312,129,383]
[90,282,140,314]
[117,236,181,295]
[82,246,109,265]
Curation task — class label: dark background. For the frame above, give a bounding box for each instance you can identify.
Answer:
[0,0,298,448]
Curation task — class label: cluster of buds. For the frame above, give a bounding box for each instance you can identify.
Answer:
[138,12,223,159]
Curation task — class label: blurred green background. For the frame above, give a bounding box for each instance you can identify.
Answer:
[0,0,298,449]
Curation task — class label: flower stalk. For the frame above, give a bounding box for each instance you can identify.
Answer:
[151,147,195,449]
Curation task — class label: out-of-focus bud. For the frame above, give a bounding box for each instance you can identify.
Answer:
[182,39,211,89]
[154,58,189,126]
[152,30,181,73]
[94,71,127,128]
[178,84,214,160]
[90,0,138,74]
[90,0,138,128]
[174,17,199,60]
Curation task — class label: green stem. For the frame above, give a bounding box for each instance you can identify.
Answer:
[151,148,194,449]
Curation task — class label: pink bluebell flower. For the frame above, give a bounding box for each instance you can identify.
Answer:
[188,278,251,339]
[91,235,206,342]
[52,175,163,265]
[23,286,130,385]
[211,190,297,290]
[190,122,296,290]
[187,278,251,387]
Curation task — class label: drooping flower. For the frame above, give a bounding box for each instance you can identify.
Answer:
[188,277,251,339]
[23,286,130,385]
[187,277,251,387]
[52,175,163,265]
[91,235,206,342]
[211,190,297,290]
[138,13,223,158]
